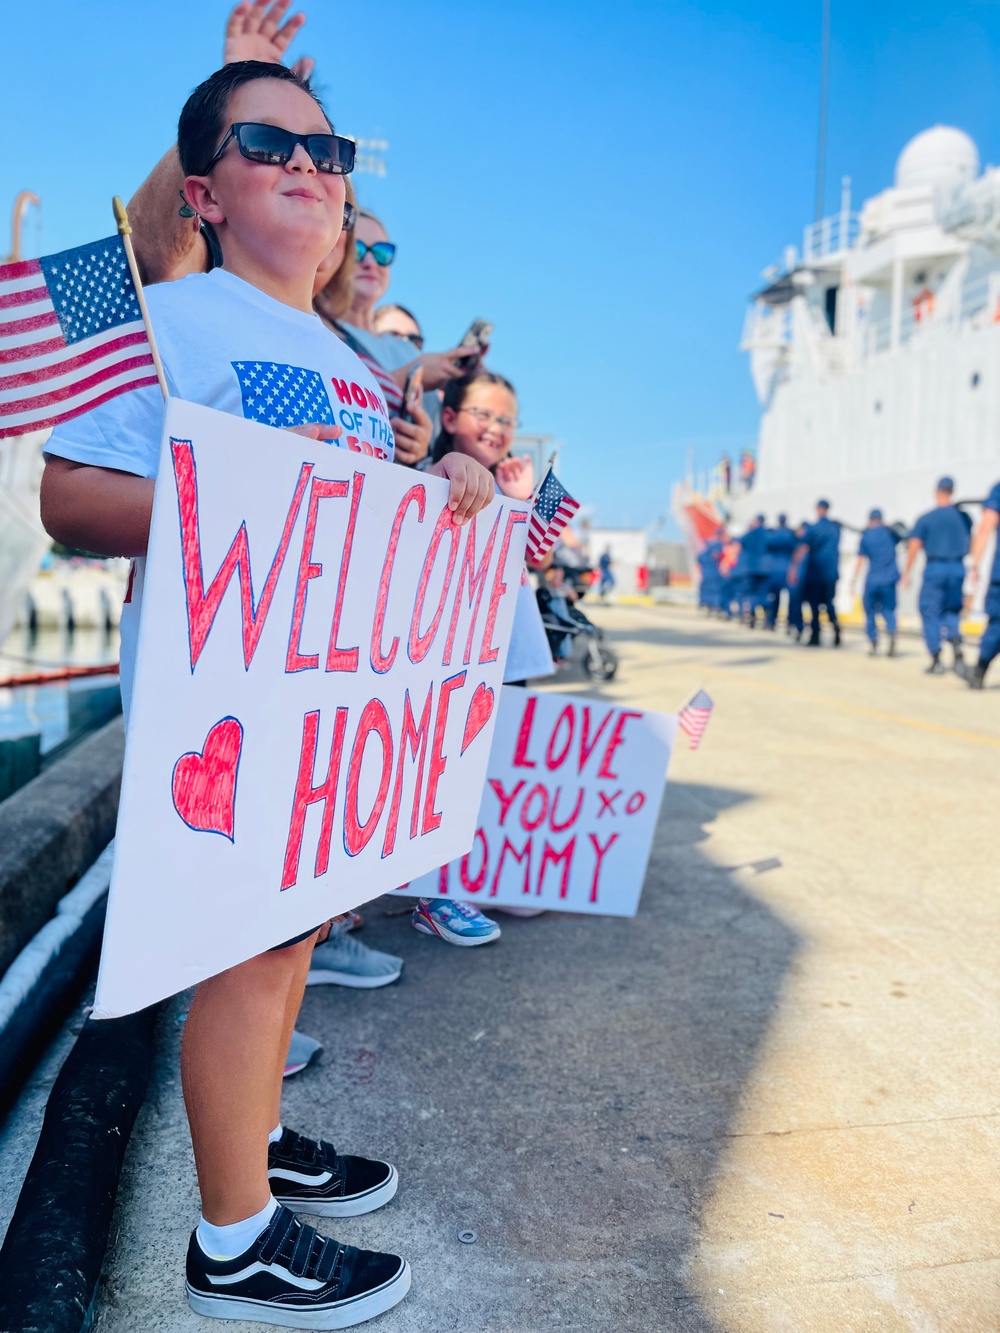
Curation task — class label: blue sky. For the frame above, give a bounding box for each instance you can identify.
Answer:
[4,0,1000,530]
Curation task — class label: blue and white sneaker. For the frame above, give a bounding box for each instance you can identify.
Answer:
[186,1204,410,1327]
[411,898,501,947]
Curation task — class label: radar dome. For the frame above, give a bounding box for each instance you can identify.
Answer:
[894,126,979,192]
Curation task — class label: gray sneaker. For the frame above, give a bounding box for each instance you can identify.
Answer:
[283,1029,322,1079]
[306,928,403,989]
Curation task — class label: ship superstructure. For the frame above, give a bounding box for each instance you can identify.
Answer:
[677,126,1000,561]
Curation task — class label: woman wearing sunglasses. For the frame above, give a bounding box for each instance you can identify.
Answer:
[411,371,556,948]
[339,212,485,426]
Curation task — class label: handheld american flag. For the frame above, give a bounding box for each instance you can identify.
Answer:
[526,466,580,563]
[0,230,161,440]
[677,689,714,750]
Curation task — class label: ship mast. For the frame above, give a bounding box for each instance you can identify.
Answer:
[815,0,831,222]
[5,191,40,262]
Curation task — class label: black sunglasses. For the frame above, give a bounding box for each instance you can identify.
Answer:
[355,240,396,267]
[343,200,357,231]
[207,122,356,175]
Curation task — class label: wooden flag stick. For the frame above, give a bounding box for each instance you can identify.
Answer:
[530,450,560,506]
[112,196,168,400]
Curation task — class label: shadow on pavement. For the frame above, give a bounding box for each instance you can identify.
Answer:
[280,779,800,1333]
[95,779,799,1332]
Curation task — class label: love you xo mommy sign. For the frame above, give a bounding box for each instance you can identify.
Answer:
[95,400,527,1017]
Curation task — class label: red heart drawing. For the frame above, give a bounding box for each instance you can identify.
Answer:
[461,683,495,755]
[171,716,244,841]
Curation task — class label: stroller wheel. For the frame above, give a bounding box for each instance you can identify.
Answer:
[584,641,618,680]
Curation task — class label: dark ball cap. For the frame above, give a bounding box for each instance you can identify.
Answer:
[869,507,882,520]
[777,512,787,523]
[816,499,830,511]
[756,513,766,523]
[937,475,954,493]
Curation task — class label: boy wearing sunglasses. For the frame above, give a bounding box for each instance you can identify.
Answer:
[40,61,493,1329]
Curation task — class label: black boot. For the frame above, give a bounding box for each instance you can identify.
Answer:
[950,638,965,673]
[887,634,897,657]
[868,639,878,656]
[833,624,841,647]
[926,653,944,675]
[968,662,987,690]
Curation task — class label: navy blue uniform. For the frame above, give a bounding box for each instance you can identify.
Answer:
[979,482,1000,669]
[858,524,900,643]
[764,524,796,627]
[739,524,770,620]
[911,505,971,654]
[697,540,724,610]
[802,516,841,642]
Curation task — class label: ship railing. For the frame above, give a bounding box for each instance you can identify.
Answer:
[802,211,860,264]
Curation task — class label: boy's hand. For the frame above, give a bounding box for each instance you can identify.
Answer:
[430,454,495,525]
[494,453,534,501]
[223,0,314,79]
[390,400,432,467]
[285,423,343,442]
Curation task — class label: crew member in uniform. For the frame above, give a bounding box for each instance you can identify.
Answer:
[697,527,725,613]
[795,500,841,646]
[764,513,796,630]
[901,476,971,674]
[738,514,769,626]
[853,507,900,656]
[786,520,808,640]
[965,480,1000,688]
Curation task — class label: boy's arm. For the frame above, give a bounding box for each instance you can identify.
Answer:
[40,457,154,557]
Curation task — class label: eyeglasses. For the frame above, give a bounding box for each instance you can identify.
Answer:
[343,200,357,231]
[459,405,517,432]
[355,240,396,267]
[207,122,356,175]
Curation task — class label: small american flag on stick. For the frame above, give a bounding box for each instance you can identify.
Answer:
[678,689,714,749]
[526,466,580,563]
[0,207,164,439]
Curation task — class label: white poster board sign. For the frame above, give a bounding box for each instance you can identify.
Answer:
[94,399,527,1017]
[396,687,676,916]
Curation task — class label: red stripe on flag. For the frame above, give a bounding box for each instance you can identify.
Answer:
[0,285,49,311]
[0,334,65,366]
[0,310,59,338]
[0,374,160,439]
[0,330,151,391]
[0,258,42,283]
[1,353,155,414]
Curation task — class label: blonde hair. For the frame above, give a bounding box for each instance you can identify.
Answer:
[313,177,359,323]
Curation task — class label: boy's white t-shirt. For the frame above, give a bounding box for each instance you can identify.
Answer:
[44,269,396,709]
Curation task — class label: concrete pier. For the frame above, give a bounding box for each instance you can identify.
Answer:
[45,605,999,1331]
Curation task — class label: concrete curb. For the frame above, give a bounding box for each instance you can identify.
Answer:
[0,1004,161,1333]
[0,847,114,1124]
[0,718,124,978]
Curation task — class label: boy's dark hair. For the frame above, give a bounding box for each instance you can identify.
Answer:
[432,370,517,464]
[178,61,332,177]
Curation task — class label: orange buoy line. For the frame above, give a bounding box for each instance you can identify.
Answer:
[0,663,120,690]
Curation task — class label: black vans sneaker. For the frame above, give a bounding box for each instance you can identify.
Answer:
[186,1205,410,1328]
[268,1128,398,1217]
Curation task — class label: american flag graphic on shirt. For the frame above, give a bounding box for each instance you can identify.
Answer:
[677,689,714,750]
[0,236,157,439]
[231,361,336,429]
[526,467,580,563]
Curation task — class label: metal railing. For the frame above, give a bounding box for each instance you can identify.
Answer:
[802,210,860,264]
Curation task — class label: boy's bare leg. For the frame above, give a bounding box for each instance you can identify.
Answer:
[181,934,318,1226]
[270,932,321,1131]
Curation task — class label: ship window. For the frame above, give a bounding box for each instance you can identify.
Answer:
[824,286,838,332]
[971,372,981,388]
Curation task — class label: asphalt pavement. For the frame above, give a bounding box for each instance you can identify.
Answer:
[38,603,1000,1332]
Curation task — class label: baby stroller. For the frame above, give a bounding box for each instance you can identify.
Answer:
[536,586,619,680]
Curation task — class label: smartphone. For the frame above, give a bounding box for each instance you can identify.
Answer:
[400,364,424,423]
[456,319,493,369]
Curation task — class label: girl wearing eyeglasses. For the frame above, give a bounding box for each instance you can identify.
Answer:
[411,372,556,947]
